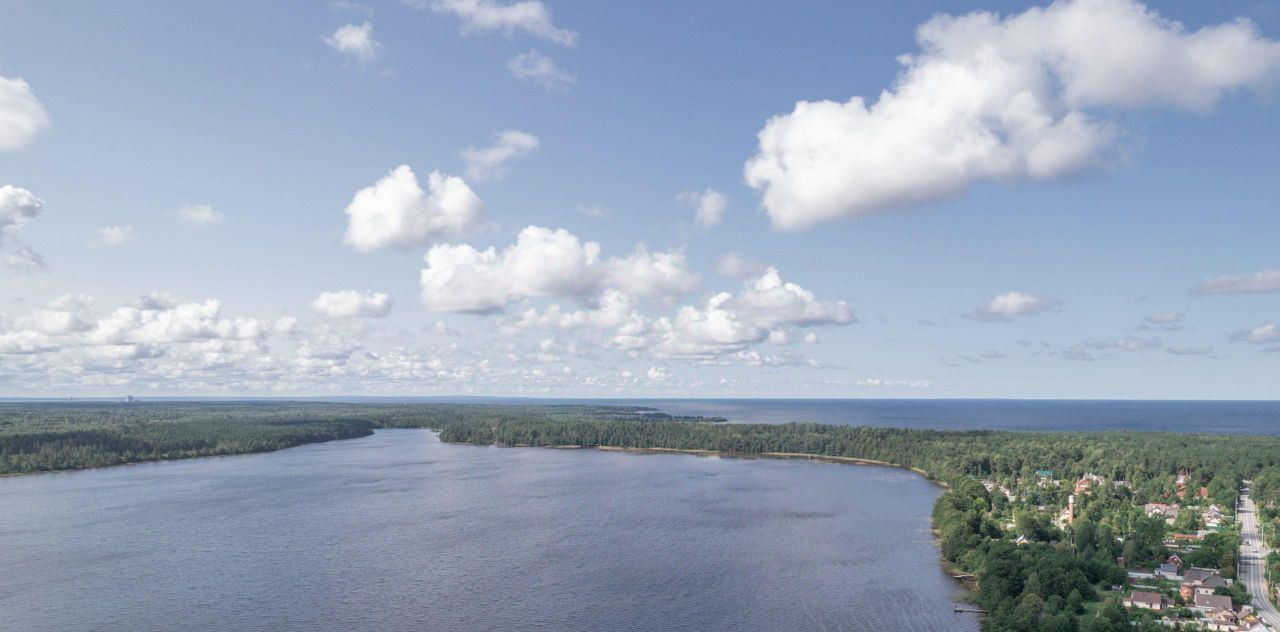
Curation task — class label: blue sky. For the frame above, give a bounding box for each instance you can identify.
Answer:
[1,0,1278,398]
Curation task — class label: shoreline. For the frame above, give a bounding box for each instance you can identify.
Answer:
[0,429,377,479]
[591,444,940,483]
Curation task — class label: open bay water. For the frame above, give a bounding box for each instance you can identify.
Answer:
[0,429,977,632]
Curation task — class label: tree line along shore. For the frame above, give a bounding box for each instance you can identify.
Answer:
[4,401,1280,631]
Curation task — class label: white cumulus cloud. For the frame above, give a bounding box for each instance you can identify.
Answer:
[175,204,224,226]
[1,185,46,271]
[679,188,728,231]
[461,129,539,181]
[0,74,49,151]
[603,246,700,302]
[343,165,486,252]
[1195,270,1280,294]
[649,268,853,360]
[325,22,384,67]
[423,0,577,46]
[967,291,1057,322]
[311,290,393,318]
[508,49,575,91]
[419,227,702,313]
[1231,323,1279,345]
[743,0,1280,230]
[0,185,42,237]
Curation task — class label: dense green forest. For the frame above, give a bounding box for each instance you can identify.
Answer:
[0,401,711,474]
[4,401,1276,631]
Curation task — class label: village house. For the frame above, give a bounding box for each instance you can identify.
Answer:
[1180,568,1229,601]
[1192,592,1234,614]
[1154,562,1181,580]
[1145,502,1180,524]
[1123,590,1167,610]
[1074,473,1104,495]
[1200,607,1239,631]
[1203,504,1225,528]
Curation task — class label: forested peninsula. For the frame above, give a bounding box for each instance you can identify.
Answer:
[5,401,1280,631]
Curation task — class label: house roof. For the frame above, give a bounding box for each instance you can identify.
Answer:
[1194,592,1233,612]
[1127,591,1164,606]
[1183,568,1220,584]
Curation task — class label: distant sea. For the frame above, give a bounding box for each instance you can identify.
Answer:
[469,398,1280,435]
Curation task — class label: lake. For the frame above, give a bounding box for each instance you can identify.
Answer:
[0,429,976,632]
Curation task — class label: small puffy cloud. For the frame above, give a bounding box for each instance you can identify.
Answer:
[343,165,486,252]
[715,252,766,279]
[330,1,373,13]
[423,0,577,46]
[419,226,699,313]
[0,74,49,151]
[1141,311,1183,331]
[461,130,539,181]
[743,0,1280,230]
[679,188,728,231]
[325,22,384,67]
[95,225,135,247]
[3,245,45,272]
[0,185,42,236]
[576,205,608,218]
[0,185,45,271]
[311,290,393,318]
[175,204,224,226]
[508,49,575,91]
[1231,323,1279,345]
[1194,270,1280,295]
[967,291,1057,322]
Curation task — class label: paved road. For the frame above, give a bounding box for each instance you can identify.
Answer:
[1239,484,1280,629]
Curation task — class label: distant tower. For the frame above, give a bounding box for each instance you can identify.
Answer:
[1068,494,1075,525]
[126,395,135,404]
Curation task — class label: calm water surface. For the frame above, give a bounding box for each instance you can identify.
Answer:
[0,429,976,632]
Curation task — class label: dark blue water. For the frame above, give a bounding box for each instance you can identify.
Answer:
[496,399,1280,434]
[0,430,977,632]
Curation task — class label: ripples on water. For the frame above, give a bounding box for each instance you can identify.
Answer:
[0,430,977,632]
